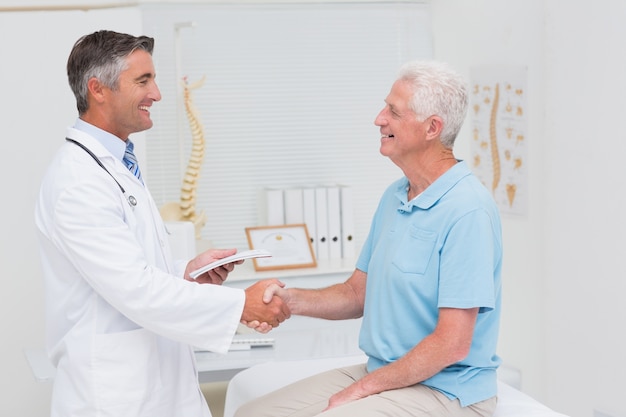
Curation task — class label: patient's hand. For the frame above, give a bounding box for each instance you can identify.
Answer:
[241,279,290,329]
[241,280,291,333]
[240,319,273,334]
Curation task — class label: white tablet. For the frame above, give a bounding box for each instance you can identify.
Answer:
[189,249,272,278]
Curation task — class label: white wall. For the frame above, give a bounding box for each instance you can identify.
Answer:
[542,2,626,417]
[3,1,625,417]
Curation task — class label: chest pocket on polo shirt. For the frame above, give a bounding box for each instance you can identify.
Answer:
[392,225,437,275]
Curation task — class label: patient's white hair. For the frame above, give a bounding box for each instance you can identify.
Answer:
[398,61,468,149]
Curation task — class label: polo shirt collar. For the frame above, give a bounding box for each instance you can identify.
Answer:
[395,160,471,212]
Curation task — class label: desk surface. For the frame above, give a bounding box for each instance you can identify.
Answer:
[196,316,362,382]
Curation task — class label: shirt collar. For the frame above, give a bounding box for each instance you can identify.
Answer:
[74,118,126,162]
[395,160,472,212]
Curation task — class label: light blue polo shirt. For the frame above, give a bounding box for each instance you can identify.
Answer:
[356,160,502,407]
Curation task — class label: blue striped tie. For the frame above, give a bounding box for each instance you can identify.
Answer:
[123,140,143,183]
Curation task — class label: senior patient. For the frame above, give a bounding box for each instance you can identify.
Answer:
[239,61,503,417]
[35,30,289,417]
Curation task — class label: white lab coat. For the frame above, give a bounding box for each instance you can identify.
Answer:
[35,127,245,417]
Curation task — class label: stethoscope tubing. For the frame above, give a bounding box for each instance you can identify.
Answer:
[65,138,137,207]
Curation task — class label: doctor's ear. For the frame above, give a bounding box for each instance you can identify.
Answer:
[87,78,107,104]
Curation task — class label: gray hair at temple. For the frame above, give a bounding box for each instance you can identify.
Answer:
[398,61,469,149]
[67,30,155,115]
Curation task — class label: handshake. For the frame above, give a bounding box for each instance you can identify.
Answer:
[241,279,291,331]
[184,249,292,330]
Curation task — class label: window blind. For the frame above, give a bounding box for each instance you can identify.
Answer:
[140,2,433,250]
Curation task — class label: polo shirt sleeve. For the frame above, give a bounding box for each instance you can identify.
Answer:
[438,208,499,313]
[356,227,373,273]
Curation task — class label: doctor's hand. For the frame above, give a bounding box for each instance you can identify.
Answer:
[184,248,244,285]
[241,279,291,330]
[241,280,291,333]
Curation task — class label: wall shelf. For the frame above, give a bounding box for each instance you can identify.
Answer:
[225,257,356,283]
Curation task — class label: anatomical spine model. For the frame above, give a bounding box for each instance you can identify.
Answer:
[160,76,208,239]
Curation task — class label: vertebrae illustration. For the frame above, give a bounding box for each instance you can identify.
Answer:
[160,76,208,239]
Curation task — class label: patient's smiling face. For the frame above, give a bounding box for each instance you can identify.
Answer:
[374,79,429,164]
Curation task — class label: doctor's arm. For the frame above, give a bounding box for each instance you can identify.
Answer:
[325,307,479,411]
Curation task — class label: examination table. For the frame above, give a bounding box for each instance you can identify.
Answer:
[223,355,571,417]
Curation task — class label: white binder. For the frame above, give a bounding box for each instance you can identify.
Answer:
[284,187,304,224]
[302,187,318,258]
[339,186,356,259]
[263,188,285,226]
[314,187,329,260]
[326,186,342,260]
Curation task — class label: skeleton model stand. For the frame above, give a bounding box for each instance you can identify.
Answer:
[160,76,208,240]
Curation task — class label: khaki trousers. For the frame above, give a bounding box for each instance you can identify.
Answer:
[234,364,497,417]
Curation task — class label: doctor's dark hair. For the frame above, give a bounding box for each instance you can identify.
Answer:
[397,61,468,149]
[67,30,155,115]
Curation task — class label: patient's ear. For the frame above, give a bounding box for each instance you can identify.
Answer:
[425,115,444,140]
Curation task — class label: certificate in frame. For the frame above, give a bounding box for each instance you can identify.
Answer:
[245,224,317,271]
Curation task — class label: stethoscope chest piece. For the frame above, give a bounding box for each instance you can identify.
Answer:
[128,195,138,207]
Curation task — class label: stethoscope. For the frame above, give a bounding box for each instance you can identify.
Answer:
[66,138,138,207]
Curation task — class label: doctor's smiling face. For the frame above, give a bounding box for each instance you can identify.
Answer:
[98,49,162,140]
[68,31,159,140]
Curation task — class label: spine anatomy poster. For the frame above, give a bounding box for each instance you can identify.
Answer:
[470,66,528,216]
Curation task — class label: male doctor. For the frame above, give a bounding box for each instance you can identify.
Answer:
[35,30,289,417]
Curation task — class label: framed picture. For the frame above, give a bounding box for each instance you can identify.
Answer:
[245,224,317,271]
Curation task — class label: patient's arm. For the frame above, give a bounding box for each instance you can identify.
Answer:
[242,269,366,332]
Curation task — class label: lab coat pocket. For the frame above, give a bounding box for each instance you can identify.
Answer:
[392,225,437,275]
[93,328,161,408]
